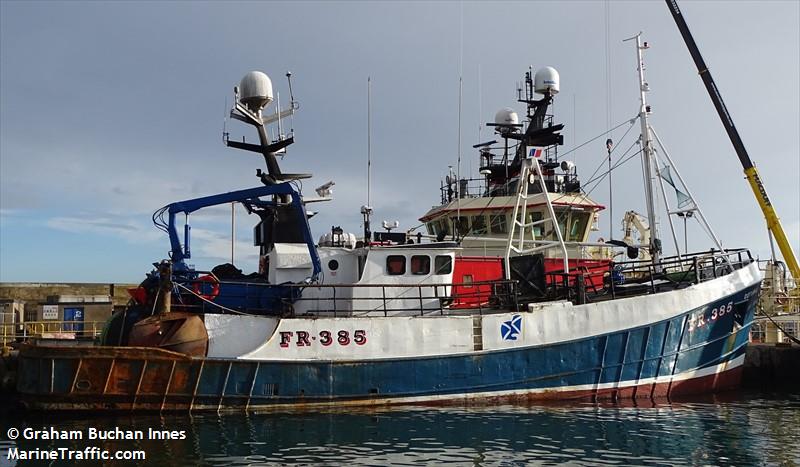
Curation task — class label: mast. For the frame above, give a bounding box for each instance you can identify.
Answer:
[626,33,662,266]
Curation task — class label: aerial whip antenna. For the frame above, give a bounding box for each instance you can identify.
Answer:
[478,64,482,143]
[361,76,373,244]
[222,96,229,144]
[367,76,372,208]
[607,138,613,239]
[455,2,463,238]
[286,71,296,135]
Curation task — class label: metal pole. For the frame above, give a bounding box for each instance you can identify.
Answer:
[624,33,661,266]
[678,213,687,253]
[231,202,235,265]
[607,139,614,239]
[367,77,371,208]
[652,149,682,260]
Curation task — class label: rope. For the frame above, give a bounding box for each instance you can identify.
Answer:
[558,117,635,159]
[757,303,800,345]
[174,282,262,316]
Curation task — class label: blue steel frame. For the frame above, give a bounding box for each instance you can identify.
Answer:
[163,183,321,280]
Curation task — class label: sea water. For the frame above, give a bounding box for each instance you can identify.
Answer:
[1,391,798,466]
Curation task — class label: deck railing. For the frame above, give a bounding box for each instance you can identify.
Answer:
[172,278,519,317]
[545,248,754,303]
[141,249,753,318]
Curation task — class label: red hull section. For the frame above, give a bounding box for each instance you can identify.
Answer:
[413,365,745,407]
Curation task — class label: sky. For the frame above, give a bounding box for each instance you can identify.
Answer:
[1,0,798,283]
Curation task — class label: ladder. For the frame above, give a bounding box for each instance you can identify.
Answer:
[504,158,569,280]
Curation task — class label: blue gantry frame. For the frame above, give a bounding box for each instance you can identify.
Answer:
[162,182,321,281]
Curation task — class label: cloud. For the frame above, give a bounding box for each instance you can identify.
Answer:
[188,227,259,267]
[46,214,161,243]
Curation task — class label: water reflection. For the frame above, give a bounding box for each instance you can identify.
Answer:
[1,392,798,466]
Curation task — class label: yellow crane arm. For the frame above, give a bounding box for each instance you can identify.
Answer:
[744,166,800,281]
[667,0,800,284]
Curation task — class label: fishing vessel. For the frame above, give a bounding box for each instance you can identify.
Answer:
[15,35,761,412]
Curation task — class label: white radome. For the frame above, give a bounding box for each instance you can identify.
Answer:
[239,71,274,111]
[534,66,560,95]
[494,108,519,126]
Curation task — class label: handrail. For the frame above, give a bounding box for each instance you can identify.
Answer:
[173,278,519,317]
[166,248,752,316]
[1,320,104,344]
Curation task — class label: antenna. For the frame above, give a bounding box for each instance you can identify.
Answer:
[455,2,463,238]
[606,138,614,240]
[457,76,462,202]
[364,76,372,244]
[222,96,229,144]
[367,76,372,208]
[478,64,482,143]
[276,91,283,141]
[286,71,295,135]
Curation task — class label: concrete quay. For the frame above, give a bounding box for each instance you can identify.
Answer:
[742,343,800,388]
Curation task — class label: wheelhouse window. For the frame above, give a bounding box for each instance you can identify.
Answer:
[434,255,452,275]
[531,211,544,237]
[556,210,568,241]
[386,255,406,275]
[471,215,487,235]
[567,212,590,242]
[437,218,450,236]
[452,216,469,236]
[410,255,431,275]
[514,211,542,237]
[490,213,507,235]
[426,223,435,235]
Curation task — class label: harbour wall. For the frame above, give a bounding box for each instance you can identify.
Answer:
[742,343,800,388]
[0,283,136,308]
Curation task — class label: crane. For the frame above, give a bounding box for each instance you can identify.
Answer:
[665,0,800,285]
[622,211,651,261]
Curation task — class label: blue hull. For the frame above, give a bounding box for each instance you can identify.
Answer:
[16,284,759,411]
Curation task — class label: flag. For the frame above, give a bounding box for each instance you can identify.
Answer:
[529,148,543,158]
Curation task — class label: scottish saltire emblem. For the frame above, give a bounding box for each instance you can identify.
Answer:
[501,314,522,341]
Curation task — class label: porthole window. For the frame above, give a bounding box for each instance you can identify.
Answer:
[410,255,431,275]
[386,255,406,275]
[434,255,452,275]
[328,259,339,271]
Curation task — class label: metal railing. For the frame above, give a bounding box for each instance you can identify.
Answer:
[134,249,753,319]
[1,320,105,345]
[170,278,520,317]
[545,249,754,302]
